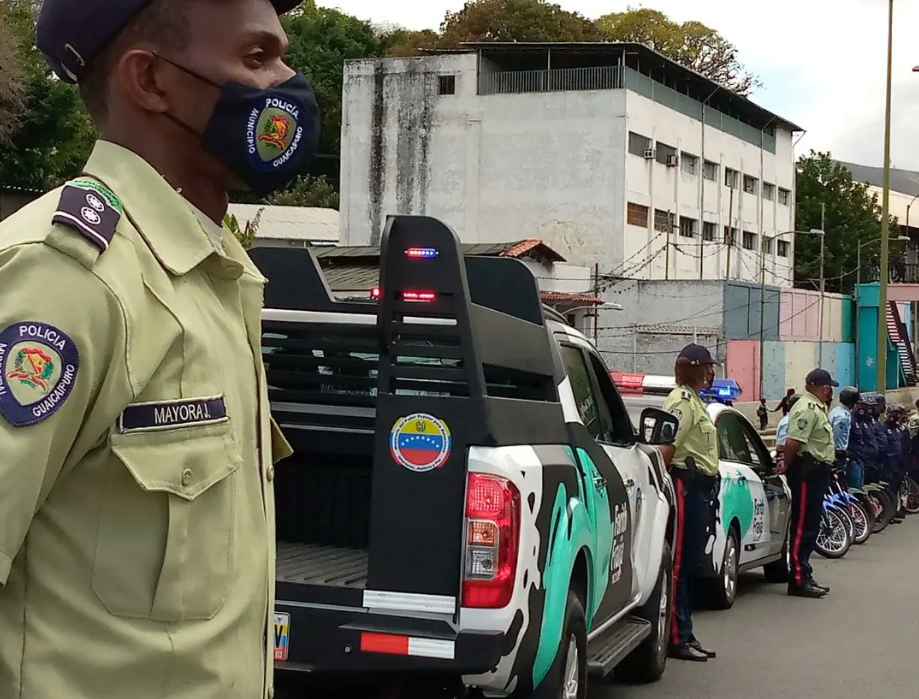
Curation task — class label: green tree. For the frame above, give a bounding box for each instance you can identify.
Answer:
[224,207,264,250]
[794,151,900,293]
[439,0,599,45]
[268,174,339,209]
[382,28,441,58]
[282,0,386,157]
[0,0,96,189]
[596,8,757,95]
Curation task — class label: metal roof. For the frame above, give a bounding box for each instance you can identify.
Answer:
[838,161,919,198]
[433,41,804,133]
[226,203,339,242]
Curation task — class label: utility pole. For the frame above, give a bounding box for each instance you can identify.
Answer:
[593,263,600,345]
[819,203,826,367]
[877,0,894,394]
[664,210,671,281]
[725,185,734,280]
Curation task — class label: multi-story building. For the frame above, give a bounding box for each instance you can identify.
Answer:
[340,42,803,286]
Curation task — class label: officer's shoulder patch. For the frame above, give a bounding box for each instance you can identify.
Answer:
[796,417,809,430]
[0,321,80,427]
[679,389,693,401]
[50,179,122,253]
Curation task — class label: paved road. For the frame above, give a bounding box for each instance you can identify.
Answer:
[594,516,919,699]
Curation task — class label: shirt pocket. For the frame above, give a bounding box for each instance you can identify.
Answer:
[699,418,717,450]
[92,421,242,622]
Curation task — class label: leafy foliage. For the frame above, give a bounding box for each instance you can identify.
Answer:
[268,174,339,209]
[224,207,264,250]
[438,0,599,45]
[794,152,900,293]
[596,9,757,95]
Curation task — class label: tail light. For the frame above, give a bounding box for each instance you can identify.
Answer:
[462,473,520,609]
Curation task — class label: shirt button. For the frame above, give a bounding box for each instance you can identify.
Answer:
[181,468,193,486]
[267,684,275,699]
[267,466,275,482]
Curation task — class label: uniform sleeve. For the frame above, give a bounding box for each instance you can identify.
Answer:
[0,243,128,585]
[831,411,850,450]
[909,415,919,439]
[785,406,815,445]
[776,418,788,446]
[662,390,695,452]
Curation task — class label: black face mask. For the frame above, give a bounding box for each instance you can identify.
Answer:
[161,57,321,196]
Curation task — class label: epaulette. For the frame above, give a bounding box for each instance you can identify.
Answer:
[679,389,693,401]
[50,178,122,254]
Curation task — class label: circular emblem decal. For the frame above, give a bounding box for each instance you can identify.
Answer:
[81,206,101,225]
[85,192,105,212]
[247,96,304,171]
[0,321,80,427]
[390,413,452,472]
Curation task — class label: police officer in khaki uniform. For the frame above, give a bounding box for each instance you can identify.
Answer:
[783,368,838,599]
[0,1,318,697]
[661,344,721,663]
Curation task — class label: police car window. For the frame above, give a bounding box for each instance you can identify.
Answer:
[586,352,635,444]
[716,412,754,465]
[560,345,603,440]
[740,422,773,473]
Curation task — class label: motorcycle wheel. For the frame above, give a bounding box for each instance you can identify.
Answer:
[905,476,919,515]
[816,508,852,559]
[849,500,872,545]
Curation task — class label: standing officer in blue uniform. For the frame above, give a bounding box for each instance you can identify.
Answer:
[885,405,908,522]
[869,398,889,485]
[847,399,876,491]
[829,387,858,469]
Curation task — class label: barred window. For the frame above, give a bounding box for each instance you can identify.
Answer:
[627,202,649,227]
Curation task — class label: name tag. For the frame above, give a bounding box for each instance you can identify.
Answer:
[119,395,228,433]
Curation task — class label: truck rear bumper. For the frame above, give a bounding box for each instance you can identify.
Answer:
[274,599,505,678]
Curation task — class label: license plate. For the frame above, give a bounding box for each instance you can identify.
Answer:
[273,612,290,662]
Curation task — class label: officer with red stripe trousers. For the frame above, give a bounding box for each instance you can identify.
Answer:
[660,344,721,662]
[782,369,838,598]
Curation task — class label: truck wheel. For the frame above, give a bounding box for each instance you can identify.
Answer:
[529,590,587,699]
[705,527,738,610]
[613,542,672,684]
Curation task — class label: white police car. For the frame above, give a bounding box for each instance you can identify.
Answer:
[618,375,793,609]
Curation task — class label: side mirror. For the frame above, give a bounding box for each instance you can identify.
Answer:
[639,407,679,446]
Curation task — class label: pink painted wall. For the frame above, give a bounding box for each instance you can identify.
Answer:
[779,289,847,342]
[726,339,761,402]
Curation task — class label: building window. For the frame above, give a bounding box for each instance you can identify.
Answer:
[777,240,790,257]
[703,161,719,181]
[629,132,652,157]
[703,222,717,241]
[725,168,739,189]
[681,152,698,175]
[743,175,758,195]
[724,226,738,246]
[763,183,775,201]
[654,209,676,233]
[655,142,677,166]
[437,75,456,95]
[778,187,791,205]
[679,216,698,238]
[627,202,649,227]
[742,231,757,250]
[762,237,774,254]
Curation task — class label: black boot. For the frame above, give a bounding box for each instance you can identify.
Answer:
[690,639,717,658]
[809,579,830,594]
[788,582,826,598]
[668,643,709,662]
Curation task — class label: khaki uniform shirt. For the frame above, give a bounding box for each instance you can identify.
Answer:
[907,410,919,439]
[785,390,835,464]
[662,385,719,476]
[0,140,292,699]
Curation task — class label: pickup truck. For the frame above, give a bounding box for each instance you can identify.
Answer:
[252,216,679,698]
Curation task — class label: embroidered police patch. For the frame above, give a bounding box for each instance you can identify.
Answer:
[118,395,228,433]
[51,179,122,252]
[797,418,809,430]
[0,322,79,427]
[670,408,683,421]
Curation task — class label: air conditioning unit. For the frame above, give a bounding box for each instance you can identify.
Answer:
[666,154,679,167]
[643,148,655,159]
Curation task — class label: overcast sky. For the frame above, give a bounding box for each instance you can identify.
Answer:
[318,0,919,171]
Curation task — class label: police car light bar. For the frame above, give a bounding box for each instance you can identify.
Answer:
[405,247,440,259]
[610,373,742,401]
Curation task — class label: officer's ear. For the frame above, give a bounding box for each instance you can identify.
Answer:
[115,49,172,116]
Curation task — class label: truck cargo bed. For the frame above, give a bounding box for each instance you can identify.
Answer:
[276,542,369,589]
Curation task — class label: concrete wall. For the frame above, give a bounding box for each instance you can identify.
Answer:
[723,281,781,341]
[340,55,798,286]
[779,288,849,342]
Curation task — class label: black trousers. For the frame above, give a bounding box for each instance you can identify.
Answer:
[671,469,718,646]
[787,464,830,588]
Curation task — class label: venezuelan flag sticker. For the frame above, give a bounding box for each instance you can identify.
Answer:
[390,413,453,472]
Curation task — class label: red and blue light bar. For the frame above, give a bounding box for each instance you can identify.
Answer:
[405,247,440,259]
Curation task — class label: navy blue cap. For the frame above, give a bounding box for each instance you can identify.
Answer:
[677,343,719,366]
[805,368,839,387]
[37,0,302,84]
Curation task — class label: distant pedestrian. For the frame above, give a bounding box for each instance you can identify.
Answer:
[775,394,801,474]
[783,369,839,598]
[774,387,796,416]
[757,398,769,430]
